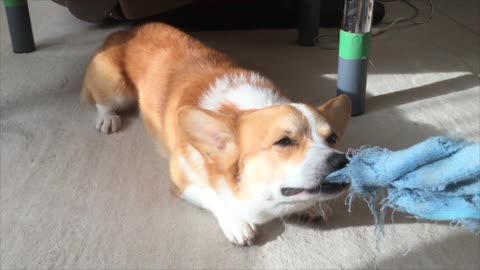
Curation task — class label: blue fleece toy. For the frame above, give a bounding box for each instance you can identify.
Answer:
[326,136,480,234]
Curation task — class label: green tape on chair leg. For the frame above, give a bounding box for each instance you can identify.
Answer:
[339,30,371,60]
[4,0,27,7]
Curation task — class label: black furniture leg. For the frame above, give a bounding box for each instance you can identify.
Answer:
[4,0,35,53]
[297,0,321,46]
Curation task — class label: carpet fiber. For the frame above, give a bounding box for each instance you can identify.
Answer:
[1,0,479,269]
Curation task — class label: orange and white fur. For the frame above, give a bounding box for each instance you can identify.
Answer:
[82,23,352,245]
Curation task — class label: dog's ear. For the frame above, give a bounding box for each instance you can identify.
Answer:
[318,95,351,136]
[177,106,237,159]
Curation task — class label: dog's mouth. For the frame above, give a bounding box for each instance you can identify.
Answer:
[281,182,349,197]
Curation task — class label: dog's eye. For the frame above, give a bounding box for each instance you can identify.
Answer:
[274,137,295,147]
[326,133,337,144]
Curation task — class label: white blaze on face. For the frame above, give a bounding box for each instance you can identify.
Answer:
[289,103,326,143]
[238,103,339,204]
[278,104,336,194]
[280,144,333,190]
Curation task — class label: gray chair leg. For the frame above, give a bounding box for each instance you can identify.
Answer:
[4,0,35,53]
[337,0,374,116]
[297,0,321,46]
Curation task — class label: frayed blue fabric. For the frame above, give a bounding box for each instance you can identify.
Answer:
[326,136,480,234]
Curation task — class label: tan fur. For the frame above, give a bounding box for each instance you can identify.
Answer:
[82,23,353,245]
[82,31,136,106]
[83,24,253,191]
[82,22,351,205]
[318,95,352,137]
[233,106,310,198]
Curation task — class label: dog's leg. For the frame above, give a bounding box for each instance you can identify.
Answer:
[82,55,136,134]
[182,186,257,246]
[81,31,137,134]
[95,104,123,133]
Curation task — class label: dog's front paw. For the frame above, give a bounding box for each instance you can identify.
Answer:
[96,113,121,133]
[218,217,257,246]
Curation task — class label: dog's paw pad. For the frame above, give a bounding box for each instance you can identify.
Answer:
[96,113,121,134]
[219,218,257,246]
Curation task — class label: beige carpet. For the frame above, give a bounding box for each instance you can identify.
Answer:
[1,0,479,269]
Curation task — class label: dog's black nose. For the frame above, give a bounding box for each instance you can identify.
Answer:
[327,153,349,170]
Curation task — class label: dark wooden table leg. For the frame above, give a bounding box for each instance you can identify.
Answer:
[297,0,321,46]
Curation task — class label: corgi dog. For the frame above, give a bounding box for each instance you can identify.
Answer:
[82,23,351,245]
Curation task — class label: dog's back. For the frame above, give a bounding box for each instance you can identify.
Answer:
[82,23,246,147]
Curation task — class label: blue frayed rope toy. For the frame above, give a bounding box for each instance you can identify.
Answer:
[326,136,480,235]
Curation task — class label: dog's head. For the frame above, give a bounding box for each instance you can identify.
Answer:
[178,95,351,223]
